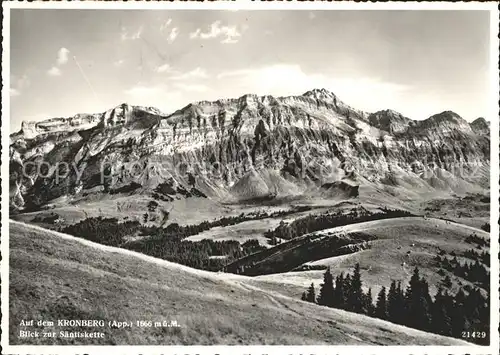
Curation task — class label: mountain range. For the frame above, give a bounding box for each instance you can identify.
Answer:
[9,88,490,212]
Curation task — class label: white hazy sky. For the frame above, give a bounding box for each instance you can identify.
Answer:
[10,9,490,131]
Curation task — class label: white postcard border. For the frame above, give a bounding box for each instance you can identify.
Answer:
[1,1,498,355]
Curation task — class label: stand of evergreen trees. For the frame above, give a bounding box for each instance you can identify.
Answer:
[462,248,490,267]
[302,264,376,316]
[301,264,489,345]
[124,236,266,271]
[61,205,312,246]
[62,217,141,246]
[265,207,413,241]
[480,223,490,232]
[140,205,310,239]
[61,216,267,271]
[62,206,312,245]
[464,233,489,248]
[435,255,489,290]
[59,205,314,271]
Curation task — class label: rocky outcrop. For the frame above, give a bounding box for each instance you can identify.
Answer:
[15,113,102,140]
[470,117,490,135]
[413,111,473,135]
[368,109,413,134]
[321,180,360,198]
[9,90,490,210]
[336,241,371,255]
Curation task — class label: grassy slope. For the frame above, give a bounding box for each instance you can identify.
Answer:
[183,206,333,247]
[12,194,317,230]
[9,221,469,346]
[253,217,489,297]
[11,195,232,227]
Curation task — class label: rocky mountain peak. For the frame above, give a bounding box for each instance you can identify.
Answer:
[239,93,260,100]
[471,117,487,125]
[418,111,472,134]
[470,117,490,135]
[103,103,133,127]
[302,88,338,102]
[300,88,368,121]
[378,109,406,118]
[368,109,412,134]
[429,110,463,121]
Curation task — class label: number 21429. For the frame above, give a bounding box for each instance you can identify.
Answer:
[462,331,487,339]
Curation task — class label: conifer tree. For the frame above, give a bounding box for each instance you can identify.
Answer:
[301,291,307,301]
[431,288,452,335]
[387,281,407,324]
[334,273,345,308]
[348,263,364,313]
[442,275,452,288]
[451,288,469,337]
[375,286,388,320]
[364,288,375,316]
[387,280,399,323]
[405,267,432,331]
[421,278,433,317]
[306,282,316,303]
[343,273,352,310]
[317,267,335,307]
[473,290,490,344]
[463,288,482,332]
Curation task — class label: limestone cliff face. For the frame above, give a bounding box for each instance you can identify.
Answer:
[9,90,490,209]
[368,110,412,134]
[470,117,490,136]
[15,113,102,141]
